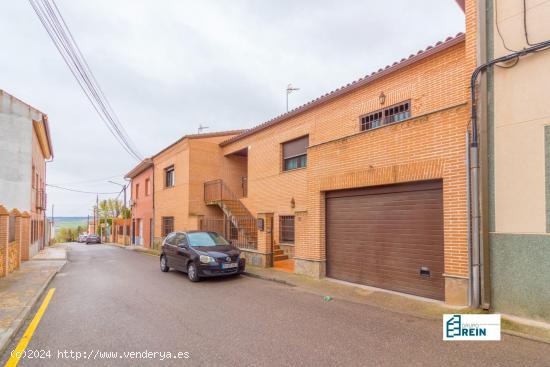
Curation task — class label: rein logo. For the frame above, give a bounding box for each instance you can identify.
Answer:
[443,314,501,341]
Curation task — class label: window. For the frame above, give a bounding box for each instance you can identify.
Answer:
[279,216,295,244]
[162,216,174,237]
[165,166,175,188]
[360,101,411,131]
[145,178,150,196]
[32,166,36,188]
[282,136,308,171]
[135,183,140,199]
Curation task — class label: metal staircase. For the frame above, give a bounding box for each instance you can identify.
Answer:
[203,180,257,249]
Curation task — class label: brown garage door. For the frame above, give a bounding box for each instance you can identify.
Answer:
[326,180,444,300]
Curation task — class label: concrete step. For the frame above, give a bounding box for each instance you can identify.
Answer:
[273,249,284,256]
[273,254,288,261]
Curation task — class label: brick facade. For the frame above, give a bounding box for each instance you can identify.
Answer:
[217,35,472,304]
[126,160,154,248]
[134,2,477,305]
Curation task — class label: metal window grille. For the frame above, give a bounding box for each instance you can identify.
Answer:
[360,101,411,131]
[162,217,174,237]
[279,216,295,244]
[8,215,16,243]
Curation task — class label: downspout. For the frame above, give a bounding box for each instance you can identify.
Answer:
[468,39,550,308]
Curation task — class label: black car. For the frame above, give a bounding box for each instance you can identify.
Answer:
[160,231,245,282]
[86,234,101,244]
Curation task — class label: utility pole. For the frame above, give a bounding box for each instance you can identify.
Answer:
[87,214,90,234]
[51,204,54,244]
[286,83,300,112]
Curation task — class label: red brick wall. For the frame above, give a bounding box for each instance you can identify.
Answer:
[220,40,471,278]
[130,166,153,247]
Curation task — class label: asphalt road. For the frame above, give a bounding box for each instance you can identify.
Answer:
[1,243,549,367]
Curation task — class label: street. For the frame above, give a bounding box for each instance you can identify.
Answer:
[1,244,549,367]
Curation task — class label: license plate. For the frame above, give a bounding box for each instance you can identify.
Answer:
[222,262,238,269]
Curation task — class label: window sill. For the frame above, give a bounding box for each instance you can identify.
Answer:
[279,242,295,246]
[281,166,307,174]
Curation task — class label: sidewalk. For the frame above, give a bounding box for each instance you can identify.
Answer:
[0,245,66,355]
[106,242,160,256]
[244,266,550,344]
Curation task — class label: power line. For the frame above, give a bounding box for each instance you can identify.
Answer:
[46,184,120,195]
[50,174,125,186]
[28,0,143,161]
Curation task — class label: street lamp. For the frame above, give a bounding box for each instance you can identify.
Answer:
[286,83,300,112]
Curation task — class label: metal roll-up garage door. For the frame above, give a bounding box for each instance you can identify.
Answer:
[326,180,444,300]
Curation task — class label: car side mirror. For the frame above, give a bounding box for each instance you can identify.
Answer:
[229,240,233,245]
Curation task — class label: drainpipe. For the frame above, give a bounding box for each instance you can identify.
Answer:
[468,39,550,308]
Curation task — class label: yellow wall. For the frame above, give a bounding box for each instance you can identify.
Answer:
[493,0,550,233]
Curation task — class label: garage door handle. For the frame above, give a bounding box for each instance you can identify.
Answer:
[419,267,431,278]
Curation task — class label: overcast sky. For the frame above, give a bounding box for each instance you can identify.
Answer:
[0,1,464,217]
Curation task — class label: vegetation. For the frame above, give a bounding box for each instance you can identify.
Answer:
[55,225,87,242]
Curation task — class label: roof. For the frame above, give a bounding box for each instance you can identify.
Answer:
[151,130,245,159]
[220,33,465,147]
[124,158,153,179]
[0,89,54,159]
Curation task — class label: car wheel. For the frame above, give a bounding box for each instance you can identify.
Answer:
[187,262,200,282]
[160,255,169,272]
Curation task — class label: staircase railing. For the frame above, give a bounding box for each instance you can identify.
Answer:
[203,179,257,250]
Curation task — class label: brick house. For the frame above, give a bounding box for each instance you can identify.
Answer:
[0,89,53,259]
[130,0,477,305]
[125,158,154,248]
[150,131,243,247]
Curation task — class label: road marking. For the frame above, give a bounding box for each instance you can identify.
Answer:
[4,288,56,367]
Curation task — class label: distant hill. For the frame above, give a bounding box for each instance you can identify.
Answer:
[50,217,88,230]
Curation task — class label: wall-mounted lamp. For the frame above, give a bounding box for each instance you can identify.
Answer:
[379,92,386,105]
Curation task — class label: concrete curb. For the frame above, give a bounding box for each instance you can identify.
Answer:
[244,269,550,345]
[0,260,66,357]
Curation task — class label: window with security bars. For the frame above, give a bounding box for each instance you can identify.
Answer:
[162,216,174,237]
[279,216,295,244]
[360,101,411,131]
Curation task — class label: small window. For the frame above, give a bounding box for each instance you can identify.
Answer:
[145,178,151,196]
[165,166,175,188]
[162,216,174,237]
[32,166,36,189]
[282,136,308,171]
[360,101,411,131]
[135,183,140,199]
[279,215,295,244]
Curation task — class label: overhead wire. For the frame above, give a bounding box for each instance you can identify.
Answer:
[28,0,143,161]
[46,184,120,195]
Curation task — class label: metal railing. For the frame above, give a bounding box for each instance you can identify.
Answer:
[8,215,16,243]
[199,217,258,250]
[36,189,47,210]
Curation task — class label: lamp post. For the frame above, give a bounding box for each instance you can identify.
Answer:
[286,84,300,112]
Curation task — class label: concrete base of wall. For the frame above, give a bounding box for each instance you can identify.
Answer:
[491,233,550,322]
[240,249,271,268]
[294,258,326,278]
[29,241,39,258]
[444,275,469,306]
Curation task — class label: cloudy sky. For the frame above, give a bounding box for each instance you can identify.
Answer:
[0,0,464,217]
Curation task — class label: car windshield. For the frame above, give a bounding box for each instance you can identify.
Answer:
[187,232,229,247]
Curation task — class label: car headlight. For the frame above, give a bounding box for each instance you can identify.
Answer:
[199,255,215,264]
